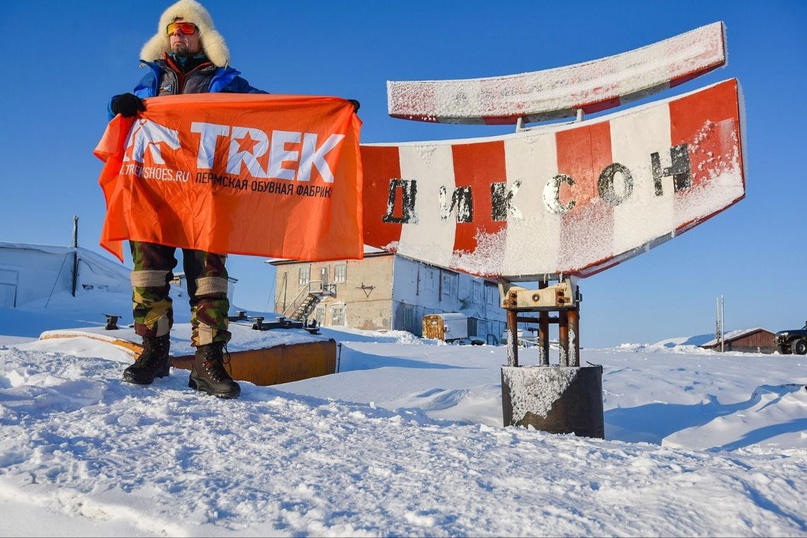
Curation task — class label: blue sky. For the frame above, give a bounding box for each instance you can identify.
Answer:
[1,1,804,347]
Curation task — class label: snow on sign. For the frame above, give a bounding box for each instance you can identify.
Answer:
[387,22,726,125]
[361,78,745,280]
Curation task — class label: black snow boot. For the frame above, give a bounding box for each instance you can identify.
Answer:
[188,342,241,399]
[122,334,171,385]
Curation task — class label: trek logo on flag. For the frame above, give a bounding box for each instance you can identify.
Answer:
[121,118,346,186]
[120,118,182,178]
[95,93,363,263]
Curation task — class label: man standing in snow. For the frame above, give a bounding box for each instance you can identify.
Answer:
[107,0,266,399]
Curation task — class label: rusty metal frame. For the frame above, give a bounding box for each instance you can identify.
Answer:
[498,277,581,368]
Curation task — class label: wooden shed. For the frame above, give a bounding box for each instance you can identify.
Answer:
[701,328,776,354]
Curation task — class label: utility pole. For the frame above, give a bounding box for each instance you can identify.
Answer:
[721,295,725,352]
[71,215,79,297]
[715,295,724,352]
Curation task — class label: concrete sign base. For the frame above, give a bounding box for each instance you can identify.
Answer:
[501,365,604,438]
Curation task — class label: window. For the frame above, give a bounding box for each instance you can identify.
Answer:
[331,304,346,326]
[334,263,347,283]
[424,267,436,291]
[486,285,498,306]
[473,281,482,304]
[441,272,456,299]
[298,265,310,286]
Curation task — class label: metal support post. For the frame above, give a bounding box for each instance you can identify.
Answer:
[567,307,580,367]
[537,281,550,366]
[499,276,603,438]
[558,309,569,366]
[506,308,519,367]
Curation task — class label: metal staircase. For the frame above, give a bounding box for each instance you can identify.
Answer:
[283,280,336,321]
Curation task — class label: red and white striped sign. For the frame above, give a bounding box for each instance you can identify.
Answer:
[387,22,726,125]
[362,78,745,279]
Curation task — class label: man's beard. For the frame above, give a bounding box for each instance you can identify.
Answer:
[171,43,198,57]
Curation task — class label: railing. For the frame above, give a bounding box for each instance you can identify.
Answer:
[282,280,336,319]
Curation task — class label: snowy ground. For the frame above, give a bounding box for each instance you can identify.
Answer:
[1,302,806,536]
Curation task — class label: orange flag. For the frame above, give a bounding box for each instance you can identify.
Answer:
[95,93,363,262]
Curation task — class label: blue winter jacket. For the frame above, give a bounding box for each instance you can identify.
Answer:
[107,56,266,120]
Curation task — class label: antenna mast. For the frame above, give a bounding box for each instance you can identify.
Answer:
[71,215,79,296]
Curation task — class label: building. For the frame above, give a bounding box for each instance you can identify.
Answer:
[701,328,777,354]
[0,242,131,308]
[270,252,507,344]
[0,241,239,328]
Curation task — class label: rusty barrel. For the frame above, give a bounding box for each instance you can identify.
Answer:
[501,365,604,438]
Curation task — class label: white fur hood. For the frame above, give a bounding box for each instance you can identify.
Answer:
[139,0,229,67]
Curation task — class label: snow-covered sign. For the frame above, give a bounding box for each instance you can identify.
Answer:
[387,22,726,124]
[362,79,745,280]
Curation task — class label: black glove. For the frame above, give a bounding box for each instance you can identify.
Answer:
[348,99,360,113]
[111,93,146,117]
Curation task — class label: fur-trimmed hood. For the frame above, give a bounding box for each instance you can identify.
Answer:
[140,0,229,67]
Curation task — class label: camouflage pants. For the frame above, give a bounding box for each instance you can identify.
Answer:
[129,241,231,346]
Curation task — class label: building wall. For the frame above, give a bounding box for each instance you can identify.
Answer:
[0,248,73,307]
[724,331,776,354]
[272,253,507,342]
[273,255,395,330]
[326,255,395,330]
[390,256,506,342]
[704,330,777,354]
[0,245,131,308]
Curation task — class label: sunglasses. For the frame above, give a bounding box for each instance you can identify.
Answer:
[166,22,198,36]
